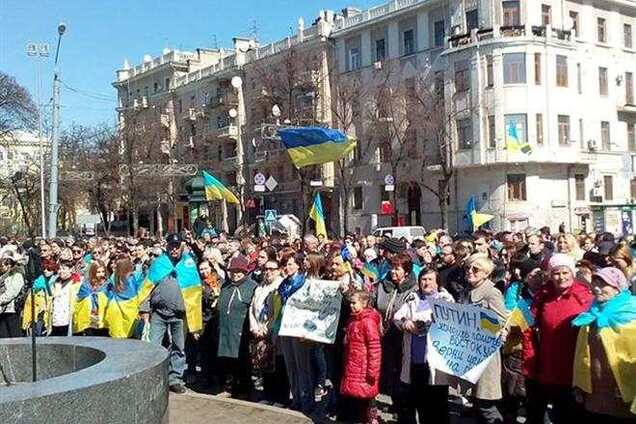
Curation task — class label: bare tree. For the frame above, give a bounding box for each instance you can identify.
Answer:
[0,72,37,139]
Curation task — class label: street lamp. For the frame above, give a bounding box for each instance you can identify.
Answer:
[26,42,49,239]
[48,22,67,239]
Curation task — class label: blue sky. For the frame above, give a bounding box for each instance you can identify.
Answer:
[1,0,377,128]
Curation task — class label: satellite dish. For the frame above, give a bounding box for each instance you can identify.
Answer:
[272,104,281,117]
[231,76,243,88]
[228,108,238,118]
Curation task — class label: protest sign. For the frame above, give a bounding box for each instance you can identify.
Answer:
[278,279,342,344]
[427,299,503,384]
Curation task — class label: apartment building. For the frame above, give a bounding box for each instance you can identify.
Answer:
[331,0,636,235]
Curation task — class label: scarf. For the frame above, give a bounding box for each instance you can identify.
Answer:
[278,272,305,303]
[572,290,636,329]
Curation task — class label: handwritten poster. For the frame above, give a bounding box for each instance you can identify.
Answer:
[278,279,342,344]
[427,299,503,384]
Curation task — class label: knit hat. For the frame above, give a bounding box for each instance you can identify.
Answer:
[378,238,406,254]
[228,254,250,273]
[594,267,629,291]
[548,253,576,275]
[516,258,541,280]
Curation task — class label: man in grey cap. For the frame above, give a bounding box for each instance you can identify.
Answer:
[140,233,188,394]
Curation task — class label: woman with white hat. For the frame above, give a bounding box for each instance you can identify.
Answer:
[0,247,26,338]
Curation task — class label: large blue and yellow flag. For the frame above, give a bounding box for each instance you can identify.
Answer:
[505,121,532,154]
[507,296,535,332]
[277,127,357,168]
[309,192,327,238]
[202,170,239,204]
[466,196,494,231]
[573,291,636,413]
[141,253,203,333]
[103,272,145,338]
[21,275,55,331]
[73,281,108,334]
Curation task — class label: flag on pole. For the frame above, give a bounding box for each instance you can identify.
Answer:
[202,170,239,204]
[505,121,532,154]
[466,196,494,231]
[309,192,327,238]
[277,127,357,168]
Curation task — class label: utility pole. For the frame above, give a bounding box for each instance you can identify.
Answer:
[26,42,49,239]
[48,23,66,239]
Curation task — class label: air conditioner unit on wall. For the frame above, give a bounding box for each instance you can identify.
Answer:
[587,139,598,151]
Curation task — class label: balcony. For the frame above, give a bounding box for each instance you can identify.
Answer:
[213,124,238,139]
[448,24,572,50]
[208,92,239,109]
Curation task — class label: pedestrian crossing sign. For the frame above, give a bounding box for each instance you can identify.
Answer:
[264,209,277,222]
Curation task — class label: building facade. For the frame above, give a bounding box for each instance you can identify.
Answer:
[331,0,636,235]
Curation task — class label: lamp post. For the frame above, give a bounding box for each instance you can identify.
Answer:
[48,22,66,239]
[26,42,49,239]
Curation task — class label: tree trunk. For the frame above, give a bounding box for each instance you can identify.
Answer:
[341,185,350,236]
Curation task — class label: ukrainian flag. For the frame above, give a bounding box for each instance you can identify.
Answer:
[277,127,357,168]
[466,196,494,231]
[508,297,535,332]
[309,192,327,238]
[21,275,54,331]
[480,311,501,334]
[103,272,145,338]
[505,121,532,154]
[360,263,380,282]
[144,253,203,333]
[73,281,108,334]
[202,170,239,204]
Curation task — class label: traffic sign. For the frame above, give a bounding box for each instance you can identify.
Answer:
[254,184,265,192]
[254,172,266,185]
[384,174,394,185]
[310,180,323,187]
[265,176,278,191]
[385,184,395,192]
[264,209,278,222]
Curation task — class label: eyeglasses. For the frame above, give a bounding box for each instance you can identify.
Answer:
[264,267,278,271]
[465,266,483,274]
[72,250,82,254]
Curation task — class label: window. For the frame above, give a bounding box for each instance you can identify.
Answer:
[626,72,634,105]
[502,1,520,27]
[403,29,415,55]
[486,55,494,87]
[556,55,568,87]
[153,82,158,93]
[434,20,445,47]
[534,53,542,85]
[575,174,586,201]
[488,115,496,148]
[599,67,608,95]
[505,114,527,147]
[507,174,527,201]
[349,47,361,70]
[457,118,473,149]
[536,113,544,145]
[375,39,386,61]
[625,24,633,49]
[628,123,636,152]
[597,18,607,43]
[541,4,552,26]
[601,121,611,150]
[604,175,613,201]
[577,63,582,94]
[503,53,526,84]
[569,11,579,35]
[558,115,570,145]
[466,9,479,32]
[353,187,363,210]
[631,178,636,201]
[454,60,470,92]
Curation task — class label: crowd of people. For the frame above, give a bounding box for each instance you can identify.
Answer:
[0,224,635,424]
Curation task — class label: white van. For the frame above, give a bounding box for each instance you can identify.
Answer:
[372,226,426,239]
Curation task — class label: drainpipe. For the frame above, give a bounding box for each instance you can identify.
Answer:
[567,163,574,231]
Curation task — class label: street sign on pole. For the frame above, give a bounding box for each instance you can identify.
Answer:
[384,175,395,185]
[254,184,265,192]
[264,209,278,223]
[254,172,266,185]
[385,184,395,192]
[265,176,278,191]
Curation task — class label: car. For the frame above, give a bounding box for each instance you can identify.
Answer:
[372,226,426,239]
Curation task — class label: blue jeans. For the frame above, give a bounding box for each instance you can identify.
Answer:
[150,313,186,386]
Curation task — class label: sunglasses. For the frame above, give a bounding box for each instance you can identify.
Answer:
[465,266,483,274]
[264,267,278,271]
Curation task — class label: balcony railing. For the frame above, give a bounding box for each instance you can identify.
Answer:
[214,124,238,139]
[208,92,239,109]
[449,24,572,49]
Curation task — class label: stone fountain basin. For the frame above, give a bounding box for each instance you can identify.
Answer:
[0,337,168,423]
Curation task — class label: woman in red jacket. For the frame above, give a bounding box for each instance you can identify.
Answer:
[523,253,593,424]
[341,290,382,424]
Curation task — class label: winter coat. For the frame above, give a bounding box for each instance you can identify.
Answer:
[393,288,455,384]
[522,280,593,385]
[0,267,25,314]
[340,307,382,399]
[373,274,418,330]
[217,276,257,358]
